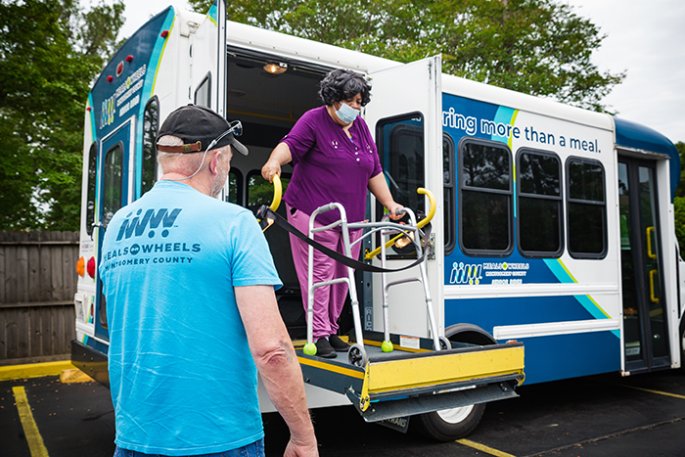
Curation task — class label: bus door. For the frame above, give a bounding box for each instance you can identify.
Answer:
[94,119,133,341]
[189,0,228,197]
[618,157,670,371]
[363,56,444,340]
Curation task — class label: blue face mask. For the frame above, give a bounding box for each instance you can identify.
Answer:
[336,102,360,124]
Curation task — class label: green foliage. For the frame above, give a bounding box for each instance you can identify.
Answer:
[675,197,685,255]
[189,0,623,111]
[0,0,123,230]
[676,141,685,197]
[675,142,685,254]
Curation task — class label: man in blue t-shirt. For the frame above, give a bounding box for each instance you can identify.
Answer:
[99,105,317,457]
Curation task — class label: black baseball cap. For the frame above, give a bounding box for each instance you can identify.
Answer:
[156,104,248,156]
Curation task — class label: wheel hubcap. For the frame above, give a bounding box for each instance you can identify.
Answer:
[436,404,475,424]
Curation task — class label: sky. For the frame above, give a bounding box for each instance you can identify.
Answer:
[104,0,684,143]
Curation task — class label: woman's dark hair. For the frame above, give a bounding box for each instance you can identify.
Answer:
[319,69,372,106]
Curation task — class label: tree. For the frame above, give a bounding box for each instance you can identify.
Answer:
[189,0,623,111]
[0,0,124,230]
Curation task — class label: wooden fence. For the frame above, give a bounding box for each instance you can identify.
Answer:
[0,231,79,364]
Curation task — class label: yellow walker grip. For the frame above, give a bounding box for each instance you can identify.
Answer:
[269,174,282,212]
[364,187,436,260]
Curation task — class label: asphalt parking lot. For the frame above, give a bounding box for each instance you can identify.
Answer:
[1,365,684,457]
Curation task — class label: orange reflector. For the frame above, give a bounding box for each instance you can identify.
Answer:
[76,257,85,277]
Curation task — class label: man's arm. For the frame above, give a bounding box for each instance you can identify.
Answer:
[235,285,318,457]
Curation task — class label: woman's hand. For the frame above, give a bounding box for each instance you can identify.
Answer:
[388,202,405,221]
[261,158,281,183]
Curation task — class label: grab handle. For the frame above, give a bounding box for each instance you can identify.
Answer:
[648,269,659,304]
[364,187,436,260]
[646,226,656,260]
[269,174,282,212]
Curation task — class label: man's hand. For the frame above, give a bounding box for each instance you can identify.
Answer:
[284,437,319,457]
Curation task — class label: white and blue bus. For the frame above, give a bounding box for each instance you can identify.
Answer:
[72,1,683,440]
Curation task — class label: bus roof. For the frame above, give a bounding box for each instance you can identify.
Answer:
[614,116,680,198]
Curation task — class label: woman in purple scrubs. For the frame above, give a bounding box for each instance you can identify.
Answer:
[261,69,402,358]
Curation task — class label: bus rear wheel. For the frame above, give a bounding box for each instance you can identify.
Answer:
[412,404,485,441]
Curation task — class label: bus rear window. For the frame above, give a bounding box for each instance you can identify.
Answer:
[141,97,159,195]
[86,142,97,236]
[102,143,124,227]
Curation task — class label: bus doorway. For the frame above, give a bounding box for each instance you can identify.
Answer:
[618,157,670,372]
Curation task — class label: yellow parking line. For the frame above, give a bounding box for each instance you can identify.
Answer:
[456,438,516,457]
[621,384,685,400]
[12,386,49,457]
[0,360,74,381]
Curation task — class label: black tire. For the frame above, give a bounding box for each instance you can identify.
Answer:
[411,403,486,441]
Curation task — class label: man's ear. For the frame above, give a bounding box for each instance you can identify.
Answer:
[208,151,222,175]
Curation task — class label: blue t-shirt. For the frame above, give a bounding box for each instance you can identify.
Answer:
[99,180,282,456]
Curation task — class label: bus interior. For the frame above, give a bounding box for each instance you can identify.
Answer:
[221,48,341,338]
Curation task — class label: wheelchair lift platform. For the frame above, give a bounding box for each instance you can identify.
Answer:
[295,332,524,422]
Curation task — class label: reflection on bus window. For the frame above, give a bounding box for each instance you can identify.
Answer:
[443,134,455,253]
[227,169,242,205]
[142,97,159,195]
[517,149,562,257]
[102,144,124,227]
[376,114,425,214]
[194,73,211,109]
[86,142,97,236]
[246,171,289,212]
[460,140,512,255]
[567,158,606,258]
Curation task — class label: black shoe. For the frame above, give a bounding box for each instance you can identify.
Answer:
[315,338,337,358]
[329,334,350,352]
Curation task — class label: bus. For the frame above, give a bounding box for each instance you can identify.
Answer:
[71,0,683,440]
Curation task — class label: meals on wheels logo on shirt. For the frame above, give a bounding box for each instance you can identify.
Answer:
[102,207,201,272]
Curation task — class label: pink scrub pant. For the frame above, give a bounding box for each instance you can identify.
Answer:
[286,204,363,340]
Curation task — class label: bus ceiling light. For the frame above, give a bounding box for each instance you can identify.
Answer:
[263,62,288,75]
[87,256,96,279]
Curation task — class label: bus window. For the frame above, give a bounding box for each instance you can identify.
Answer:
[102,143,124,227]
[246,171,289,212]
[566,157,606,259]
[194,73,211,108]
[86,142,97,236]
[443,134,455,254]
[376,114,425,216]
[142,97,159,195]
[227,169,243,205]
[459,139,512,255]
[517,149,562,257]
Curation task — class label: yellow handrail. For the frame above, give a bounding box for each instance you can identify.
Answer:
[269,174,282,212]
[646,226,656,260]
[364,187,436,261]
[648,269,660,304]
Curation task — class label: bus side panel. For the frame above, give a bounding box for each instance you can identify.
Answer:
[441,92,620,384]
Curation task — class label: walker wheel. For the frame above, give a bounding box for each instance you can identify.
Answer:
[348,344,368,367]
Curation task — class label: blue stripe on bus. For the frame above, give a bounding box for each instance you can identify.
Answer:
[519,331,620,384]
[445,296,596,331]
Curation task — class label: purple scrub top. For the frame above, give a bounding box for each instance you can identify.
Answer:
[282,106,383,226]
